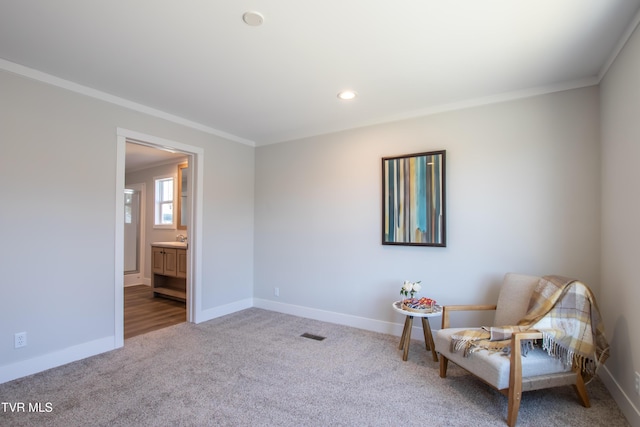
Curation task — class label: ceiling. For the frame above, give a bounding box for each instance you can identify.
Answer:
[125,142,187,173]
[1,1,640,147]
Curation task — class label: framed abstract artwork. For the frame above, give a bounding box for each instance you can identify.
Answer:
[382,150,446,246]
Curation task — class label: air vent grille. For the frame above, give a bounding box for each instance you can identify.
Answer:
[301,333,326,341]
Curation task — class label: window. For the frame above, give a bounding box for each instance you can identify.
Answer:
[154,175,175,228]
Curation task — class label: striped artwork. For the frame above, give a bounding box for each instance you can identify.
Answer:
[382,151,446,246]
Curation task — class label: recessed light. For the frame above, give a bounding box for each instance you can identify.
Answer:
[337,90,358,100]
[243,11,264,26]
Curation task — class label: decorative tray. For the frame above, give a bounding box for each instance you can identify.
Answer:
[401,298,439,313]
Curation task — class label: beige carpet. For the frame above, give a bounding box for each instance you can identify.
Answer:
[0,308,629,426]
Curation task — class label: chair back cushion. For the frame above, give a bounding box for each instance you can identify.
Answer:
[493,273,540,326]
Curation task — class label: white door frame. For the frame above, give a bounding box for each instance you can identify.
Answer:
[115,128,204,348]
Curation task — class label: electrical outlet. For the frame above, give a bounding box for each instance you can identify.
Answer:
[274,287,279,297]
[14,332,27,349]
[635,372,640,396]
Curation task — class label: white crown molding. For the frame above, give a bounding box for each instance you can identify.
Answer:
[1,56,602,148]
[383,77,600,122]
[261,76,599,147]
[0,58,255,147]
[125,156,189,174]
[598,8,640,82]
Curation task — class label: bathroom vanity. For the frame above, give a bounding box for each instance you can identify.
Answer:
[151,242,187,302]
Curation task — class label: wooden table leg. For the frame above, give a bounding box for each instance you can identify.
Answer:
[422,317,432,351]
[399,316,410,350]
[422,317,438,362]
[402,316,413,361]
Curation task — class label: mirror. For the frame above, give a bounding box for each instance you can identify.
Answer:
[382,150,446,247]
[177,162,188,230]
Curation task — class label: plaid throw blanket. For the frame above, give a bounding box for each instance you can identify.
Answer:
[450,275,610,380]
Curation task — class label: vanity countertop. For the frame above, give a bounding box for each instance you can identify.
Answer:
[151,241,188,249]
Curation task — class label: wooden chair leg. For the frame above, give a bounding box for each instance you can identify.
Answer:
[506,384,522,427]
[573,371,591,408]
[439,355,449,378]
[507,333,524,427]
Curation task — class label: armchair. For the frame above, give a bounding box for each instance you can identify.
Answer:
[434,273,607,427]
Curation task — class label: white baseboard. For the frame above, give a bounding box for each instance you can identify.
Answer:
[598,365,640,426]
[252,298,432,342]
[0,336,116,385]
[195,298,253,324]
[123,278,150,287]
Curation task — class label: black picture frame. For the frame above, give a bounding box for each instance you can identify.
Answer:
[382,150,446,247]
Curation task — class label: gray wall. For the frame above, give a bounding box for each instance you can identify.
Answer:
[254,87,601,324]
[600,23,640,419]
[0,69,255,376]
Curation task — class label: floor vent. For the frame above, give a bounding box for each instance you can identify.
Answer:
[301,333,326,341]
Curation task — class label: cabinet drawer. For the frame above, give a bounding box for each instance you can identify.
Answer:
[177,249,187,278]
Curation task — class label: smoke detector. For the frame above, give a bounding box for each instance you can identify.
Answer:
[243,11,264,26]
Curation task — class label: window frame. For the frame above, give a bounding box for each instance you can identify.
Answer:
[153,174,176,229]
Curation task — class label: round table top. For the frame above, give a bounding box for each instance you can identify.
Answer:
[392,300,442,317]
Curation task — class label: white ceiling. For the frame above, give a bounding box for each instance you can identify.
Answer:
[125,143,187,173]
[1,1,639,146]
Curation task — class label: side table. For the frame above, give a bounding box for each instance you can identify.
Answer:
[392,301,442,362]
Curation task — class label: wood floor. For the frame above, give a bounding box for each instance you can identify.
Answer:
[124,285,186,339]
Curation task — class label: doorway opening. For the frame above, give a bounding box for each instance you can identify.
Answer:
[124,144,187,339]
[115,128,204,348]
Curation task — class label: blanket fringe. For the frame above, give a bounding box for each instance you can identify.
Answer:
[450,338,475,357]
[541,332,598,381]
[451,337,533,358]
